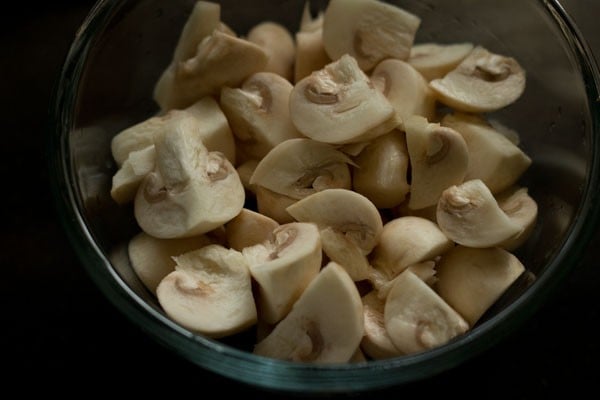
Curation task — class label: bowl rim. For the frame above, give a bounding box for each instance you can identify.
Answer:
[48,0,600,393]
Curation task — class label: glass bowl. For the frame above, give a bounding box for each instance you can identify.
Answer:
[49,0,600,394]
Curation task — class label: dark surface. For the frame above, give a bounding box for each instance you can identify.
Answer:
[3,0,599,396]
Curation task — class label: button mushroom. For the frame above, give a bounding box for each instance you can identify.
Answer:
[156,244,257,338]
[254,262,364,363]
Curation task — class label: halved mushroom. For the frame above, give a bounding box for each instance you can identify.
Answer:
[294,3,330,82]
[247,21,295,81]
[429,46,526,113]
[156,244,257,338]
[253,262,364,363]
[441,112,531,194]
[172,1,221,63]
[242,222,322,324]
[496,186,538,251]
[153,29,268,111]
[134,117,245,238]
[322,0,421,71]
[408,42,474,81]
[352,130,410,209]
[435,246,526,325]
[405,115,469,210]
[220,72,302,159]
[111,97,235,167]
[128,231,214,295]
[249,138,353,200]
[436,179,523,248]
[225,208,279,251]
[286,188,383,281]
[289,54,398,144]
[371,59,437,127]
[384,269,469,354]
[361,291,403,360]
[370,216,454,281]
[111,145,156,204]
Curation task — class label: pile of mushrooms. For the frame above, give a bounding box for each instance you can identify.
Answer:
[109,0,536,363]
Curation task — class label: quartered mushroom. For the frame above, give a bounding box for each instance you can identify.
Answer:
[220,72,302,159]
[134,117,245,238]
[496,186,538,251]
[294,3,330,82]
[404,115,469,210]
[361,291,403,360]
[253,262,364,363]
[384,269,469,354]
[171,1,222,63]
[371,59,437,127]
[370,216,454,281]
[441,112,532,194]
[111,96,235,167]
[375,261,437,299]
[156,244,257,338]
[247,21,296,81]
[429,46,526,113]
[128,231,214,295]
[435,246,526,325]
[111,145,156,204]
[154,28,268,111]
[242,222,322,324]
[436,179,523,248]
[286,188,384,281]
[352,130,410,208]
[249,138,353,200]
[254,186,297,224]
[289,54,398,144]
[408,42,474,81]
[322,0,421,71]
[225,208,279,251]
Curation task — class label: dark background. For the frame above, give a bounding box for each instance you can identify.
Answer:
[2,0,598,396]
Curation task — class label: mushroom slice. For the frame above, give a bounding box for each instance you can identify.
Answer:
[247,21,295,81]
[172,1,221,62]
[408,42,474,81]
[249,138,353,200]
[289,54,398,144]
[242,222,322,324]
[111,97,235,166]
[429,46,526,113]
[441,113,531,194]
[371,59,437,127]
[128,232,214,295]
[294,4,330,82]
[286,188,383,281]
[153,29,268,110]
[220,72,301,159]
[225,208,279,251]
[405,115,469,210]
[254,186,297,224]
[322,0,421,71]
[111,145,156,205]
[496,186,538,251]
[384,269,469,355]
[134,117,245,238]
[436,179,523,248]
[361,291,403,360]
[435,246,526,326]
[370,216,453,281]
[254,262,363,363]
[156,244,257,338]
[352,130,410,209]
